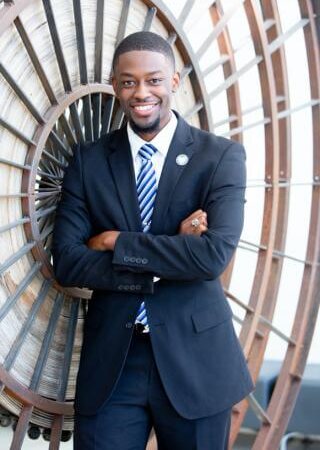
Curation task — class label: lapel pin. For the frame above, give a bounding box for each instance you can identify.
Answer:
[176,154,189,166]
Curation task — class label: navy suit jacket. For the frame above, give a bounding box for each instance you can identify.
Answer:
[52,112,254,419]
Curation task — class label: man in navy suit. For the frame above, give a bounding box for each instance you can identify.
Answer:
[52,31,254,450]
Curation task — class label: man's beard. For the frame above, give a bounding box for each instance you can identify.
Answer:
[129,115,161,135]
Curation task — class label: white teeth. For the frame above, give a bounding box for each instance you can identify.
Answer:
[134,105,154,111]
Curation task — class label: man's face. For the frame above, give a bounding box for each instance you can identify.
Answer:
[112,50,180,141]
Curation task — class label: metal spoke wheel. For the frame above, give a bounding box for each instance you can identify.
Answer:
[0,0,319,449]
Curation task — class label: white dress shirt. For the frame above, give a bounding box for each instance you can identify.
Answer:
[127,111,178,183]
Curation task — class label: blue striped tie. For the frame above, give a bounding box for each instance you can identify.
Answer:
[135,143,158,332]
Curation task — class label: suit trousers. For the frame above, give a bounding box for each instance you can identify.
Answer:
[74,331,232,450]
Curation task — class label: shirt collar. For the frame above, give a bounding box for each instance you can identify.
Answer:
[127,111,178,160]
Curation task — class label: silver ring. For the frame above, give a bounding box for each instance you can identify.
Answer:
[191,218,200,228]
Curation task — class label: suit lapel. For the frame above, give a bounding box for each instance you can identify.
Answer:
[150,115,194,234]
[107,127,142,232]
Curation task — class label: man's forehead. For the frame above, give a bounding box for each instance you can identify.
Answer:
[115,50,173,70]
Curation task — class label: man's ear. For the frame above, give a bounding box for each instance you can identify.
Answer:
[111,76,118,97]
[172,72,180,93]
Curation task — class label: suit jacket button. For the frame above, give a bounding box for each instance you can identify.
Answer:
[125,322,133,328]
[124,256,129,262]
[136,257,142,263]
[123,285,129,291]
[136,285,141,290]
[129,285,136,291]
[129,257,136,263]
[118,285,124,290]
[141,258,148,264]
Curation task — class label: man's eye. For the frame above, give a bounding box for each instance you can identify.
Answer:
[149,78,162,85]
[122,80,135,87]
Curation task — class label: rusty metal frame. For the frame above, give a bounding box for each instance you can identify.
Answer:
[22,84,114,281]
[251,0,320,447]
[228,0,292,445]
[210,1,243,290]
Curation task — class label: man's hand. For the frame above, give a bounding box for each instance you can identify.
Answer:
[179,209,208,236]
[87,231,120,251]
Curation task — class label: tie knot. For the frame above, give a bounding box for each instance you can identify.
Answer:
[138,143,157,161]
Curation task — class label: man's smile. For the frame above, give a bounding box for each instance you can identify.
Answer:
[130,102,160,117]
[132,104,157,110]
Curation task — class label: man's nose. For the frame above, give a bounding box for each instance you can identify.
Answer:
[134,82,149,99]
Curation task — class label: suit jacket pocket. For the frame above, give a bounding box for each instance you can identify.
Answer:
[191,300,232,333]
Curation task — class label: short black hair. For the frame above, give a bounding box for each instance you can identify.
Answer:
[112,31,175,72]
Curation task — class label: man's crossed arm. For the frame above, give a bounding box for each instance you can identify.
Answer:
[87,209,208,251]
[52,142,245,292]
[52,205,207,294]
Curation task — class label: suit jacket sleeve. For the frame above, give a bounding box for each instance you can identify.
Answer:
[112,142,246,281]
[52,145,154,293]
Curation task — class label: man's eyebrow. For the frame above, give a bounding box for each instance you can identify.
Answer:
[119,71,164,77]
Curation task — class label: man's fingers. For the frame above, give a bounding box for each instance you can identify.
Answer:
[191,224,208,236]
[189,213,207,228]
[202,217,208,227]
[188,210,207,222]
[179,209,208,235]
[181,209,205,223]
[179,220,208,235]
[188,209,204,219]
